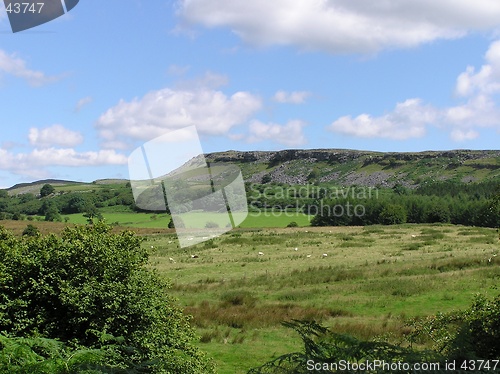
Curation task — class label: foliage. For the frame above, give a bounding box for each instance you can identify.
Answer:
[83,205,103,224]
[379,204,407,225]
[249,293,500,373]
[40,184,55,197]
[408,294,500,361]
[247,320,442,374]
[0,223,215,373]
[286,221,298,227]
[22,224,40,237]
[0,334,151,373]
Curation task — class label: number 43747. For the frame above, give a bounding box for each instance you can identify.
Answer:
[5,2,45,14]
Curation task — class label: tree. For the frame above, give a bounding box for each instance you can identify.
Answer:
[379,204,407,225]
[82,204,103,224]
[44,207,61,222]
[40,184,55,197]
[64,194,87,214]
[0,223,215,373]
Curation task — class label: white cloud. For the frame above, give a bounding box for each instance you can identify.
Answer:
[29,124,84,148]
[95,87,262,146]
[0,50,60,86]
[273,90,311,104]
[247,119,307,146]
[75,96,93,112]
[0,147,127,178]
[329,40,500,142]
[177,0,500,53]
[450,129,479,142]
[444,40,500,131]
[328,99,434,140]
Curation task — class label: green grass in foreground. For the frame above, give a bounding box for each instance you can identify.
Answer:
[142,224,499,374]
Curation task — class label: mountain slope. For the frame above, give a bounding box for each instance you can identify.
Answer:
[205,149,500,187]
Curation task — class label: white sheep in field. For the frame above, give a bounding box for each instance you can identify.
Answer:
[169,257,176,263]
[306,254,312,258]
[294,247,298,251]
[258,251,264,256]
[411,234,417,238]
[322,253,328,258]
[191,254,199,258]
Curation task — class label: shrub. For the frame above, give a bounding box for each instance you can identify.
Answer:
[286,221,298,228]
[21,224,40,237]
[0,222,214,373]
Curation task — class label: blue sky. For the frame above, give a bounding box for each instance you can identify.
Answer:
[0,0,500,187]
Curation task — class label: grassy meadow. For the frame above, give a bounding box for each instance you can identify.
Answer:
[1,215,498,373]
[142,224,499,373]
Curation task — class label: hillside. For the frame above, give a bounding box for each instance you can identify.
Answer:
[206,149,500,187]
[5,149,500,195]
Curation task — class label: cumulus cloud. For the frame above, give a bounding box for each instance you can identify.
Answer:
[0,147,127,178]
[329,39,500,142]
[247,119,307,146]
[177,0,500,53]
[273,90,311,104]
[0,50,60,86]
[450,129,480,142]
[95,87,262,146]
[328,99,435,140]
[29,124,84,148]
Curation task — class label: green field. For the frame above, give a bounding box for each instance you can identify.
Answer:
[138,224,499,373]
[61,210,313,229]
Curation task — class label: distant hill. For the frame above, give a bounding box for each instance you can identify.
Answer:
[205,149,500,187]
[7,179,85,195]
[4,149,499,195]
[6,178,129,196]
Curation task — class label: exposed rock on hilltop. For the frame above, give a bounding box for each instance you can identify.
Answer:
[205,149,500,187]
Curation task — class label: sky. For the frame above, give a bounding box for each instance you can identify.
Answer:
[0,0,500,187]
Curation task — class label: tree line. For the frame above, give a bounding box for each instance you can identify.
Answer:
[246,180,499,228]
[0,183,136,222]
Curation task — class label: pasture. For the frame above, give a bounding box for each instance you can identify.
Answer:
[142,224,499,373]
[60,210,313,229]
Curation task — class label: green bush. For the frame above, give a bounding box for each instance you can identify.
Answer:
[379,204,407,225]
[250,294,500,373]
[0,223,214,373]
[21,224,40,237]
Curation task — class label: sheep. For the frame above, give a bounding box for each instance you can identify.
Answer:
[322,253,328,258]
[169,257,176,263]
[258,251,264,256]
[294,247,298,251]
[411,235,417,238]
[306,254,312,258]
[191,254,199,258]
